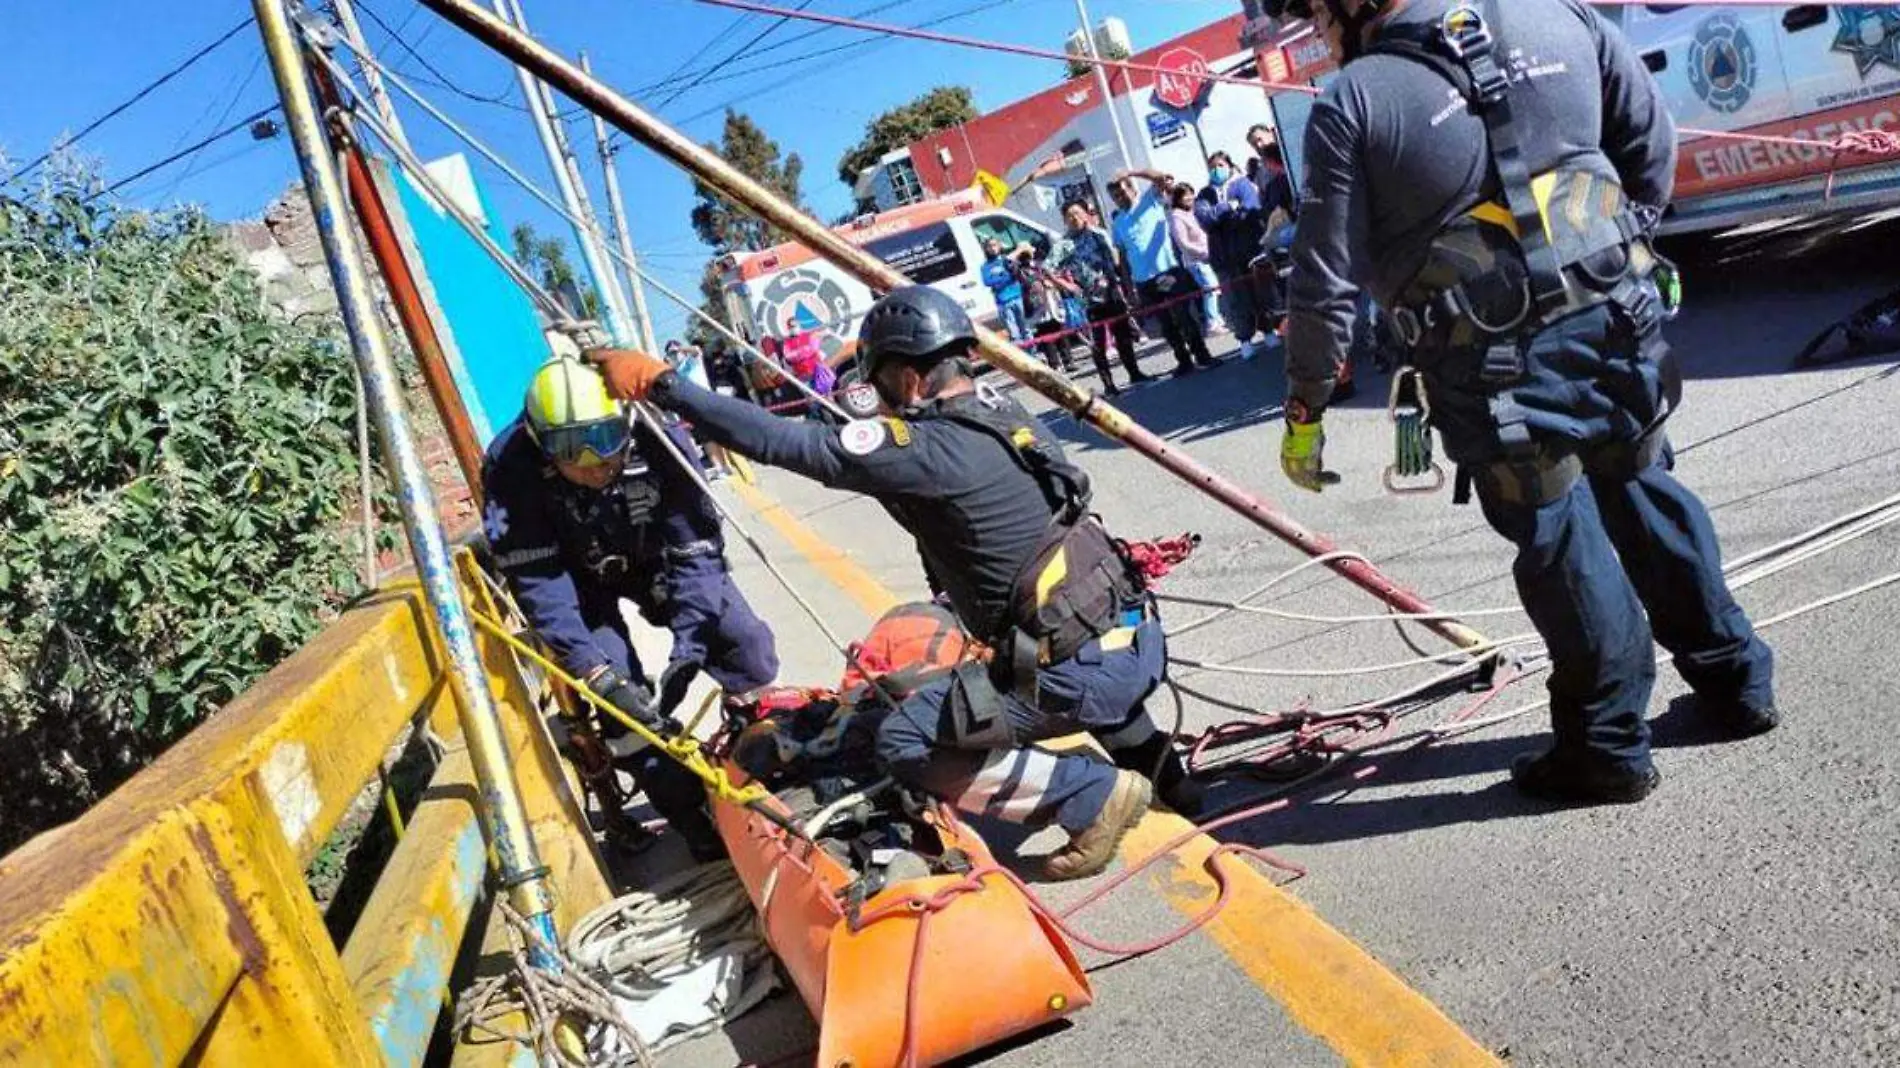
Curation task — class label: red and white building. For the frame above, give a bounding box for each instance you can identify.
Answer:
[856,11,1327,231]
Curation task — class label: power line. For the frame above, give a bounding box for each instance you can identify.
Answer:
[158,55,267,202]
[6,16,255,184]
[355,0,526,111]
[84,107,279,204]
[631,0,914,98]
[674,0,1015,126]
[654,0,819,111]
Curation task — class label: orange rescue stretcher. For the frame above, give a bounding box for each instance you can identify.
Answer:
[709,762,1090,1068]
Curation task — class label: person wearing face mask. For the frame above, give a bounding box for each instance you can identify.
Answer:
[481,358,781,860]
[583,287,1206,881]
[1194,150,1274,360]
[1267,0,1777,804]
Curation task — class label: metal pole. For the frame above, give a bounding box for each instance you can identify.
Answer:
[492,0,634,342]
[1073,0,1133,173]
[582,51,658,352]
[252,0,559,938]
[314,62,487,499]
[409,0,1491,655]
[330,0,408,146]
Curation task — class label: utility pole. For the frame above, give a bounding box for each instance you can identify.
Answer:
[493,0,635,342]
[331,0,408,147]
[1073,0,1134,174]
[581,51,657,352]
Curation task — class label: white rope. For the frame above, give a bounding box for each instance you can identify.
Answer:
[565,862,777,1054]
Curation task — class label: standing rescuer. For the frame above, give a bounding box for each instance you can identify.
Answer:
[483,358,781,858]
[588,287,1203,880]
[1268,0,1777,803]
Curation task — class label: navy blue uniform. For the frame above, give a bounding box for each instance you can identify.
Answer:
[1284,0,1773,774]
[482,416,779,838]
[650,375,1166,835]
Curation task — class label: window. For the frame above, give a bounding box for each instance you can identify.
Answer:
[969,214,1052,259]
[864,222,966,285]
[885,158,926,207]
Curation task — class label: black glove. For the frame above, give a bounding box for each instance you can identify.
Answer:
[654,660,701,723]
[587,666,663,732]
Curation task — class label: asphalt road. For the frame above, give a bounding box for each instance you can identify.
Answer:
[650,217,1900,1068]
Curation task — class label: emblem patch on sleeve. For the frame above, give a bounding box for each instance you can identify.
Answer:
[839,418,890,456]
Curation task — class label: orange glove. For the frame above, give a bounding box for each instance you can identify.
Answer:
[587,347,672,402]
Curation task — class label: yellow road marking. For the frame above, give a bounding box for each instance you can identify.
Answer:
[727,475,1499,1067]
[729,477,896,617]
[1124,811,1500,1067]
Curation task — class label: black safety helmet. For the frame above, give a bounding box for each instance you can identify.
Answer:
[1264,0,1388,63]
[856,285,977,386]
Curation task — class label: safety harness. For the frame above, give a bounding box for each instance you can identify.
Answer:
[1370,1,1682,506]
[933,392,1148,701]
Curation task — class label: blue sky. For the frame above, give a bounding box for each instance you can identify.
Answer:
[0,0,1231,340]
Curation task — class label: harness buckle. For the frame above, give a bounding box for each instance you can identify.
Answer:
[1439,6,1495,61]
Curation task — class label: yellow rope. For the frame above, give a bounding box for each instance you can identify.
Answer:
[464,607,771,809]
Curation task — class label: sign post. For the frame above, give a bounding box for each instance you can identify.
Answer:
[1153,46,1215,173]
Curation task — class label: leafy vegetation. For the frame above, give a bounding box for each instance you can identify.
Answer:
[0,175,377,852]
[510,221,603,321]
[836,86,976,190]
[686,109,810,347]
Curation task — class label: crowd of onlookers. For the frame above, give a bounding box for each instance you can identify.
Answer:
[684,123,1384,415]
[976,123,1320,396]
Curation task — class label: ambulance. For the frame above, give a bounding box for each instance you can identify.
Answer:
[1256,4,1900,235]
[717,189,1061,386]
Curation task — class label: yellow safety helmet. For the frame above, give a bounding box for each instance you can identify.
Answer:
[523,358,630,467]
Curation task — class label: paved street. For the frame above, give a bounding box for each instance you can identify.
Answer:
[658,219,1900,1068]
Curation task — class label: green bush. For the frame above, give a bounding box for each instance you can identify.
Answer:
[0,177,375,853]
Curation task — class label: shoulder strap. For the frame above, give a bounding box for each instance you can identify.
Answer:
[933,394,1092,519]
[1367,2,1567,317]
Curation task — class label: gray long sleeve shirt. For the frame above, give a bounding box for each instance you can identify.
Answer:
[1284,0,1676,406]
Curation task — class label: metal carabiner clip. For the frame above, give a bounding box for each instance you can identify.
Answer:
[1384,366,1446,496]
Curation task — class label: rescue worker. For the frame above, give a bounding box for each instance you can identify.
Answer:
[1269,0,1777,803]
[483,358,781,858]
[587,287,1202,880]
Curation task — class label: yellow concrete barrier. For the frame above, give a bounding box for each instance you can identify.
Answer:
[0,552,611,1067]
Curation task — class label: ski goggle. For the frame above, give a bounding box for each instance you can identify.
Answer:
[535,417,631,467]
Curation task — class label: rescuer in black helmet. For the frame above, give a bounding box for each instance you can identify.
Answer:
[1265,0,1776,804]
[586,286,1202,881]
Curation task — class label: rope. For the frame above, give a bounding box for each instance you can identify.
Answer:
[566,862,780,1053]
[454,898,657,1068]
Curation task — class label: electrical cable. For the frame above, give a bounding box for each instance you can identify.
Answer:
[82,106,280,204]
[319,34,848,419]
[6,15,255,185]
[652,0,818,112]
[355,0,526,110]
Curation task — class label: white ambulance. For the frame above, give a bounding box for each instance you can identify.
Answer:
[1258,5,1900,236]
[717,189,1061,384]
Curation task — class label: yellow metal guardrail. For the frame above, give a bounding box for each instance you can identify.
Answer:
[0,551,613,1067]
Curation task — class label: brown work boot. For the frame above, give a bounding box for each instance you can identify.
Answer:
[1041,770,1153,882]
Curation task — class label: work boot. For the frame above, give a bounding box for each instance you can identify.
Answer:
[1510,749,1660,805]
[1113,735,1206,820]
[1042,770,1152,882]
[1696,697,1780,738]
[1127,370,1158,385]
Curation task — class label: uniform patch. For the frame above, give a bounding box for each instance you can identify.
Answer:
[886,418,912,447]
[840,418,889,456]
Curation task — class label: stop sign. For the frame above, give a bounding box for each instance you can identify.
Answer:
[1153,47,1211,111]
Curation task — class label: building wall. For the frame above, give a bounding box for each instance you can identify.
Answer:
[895,14,1287,231]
